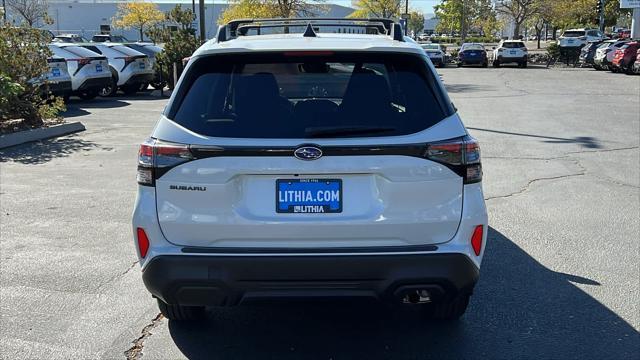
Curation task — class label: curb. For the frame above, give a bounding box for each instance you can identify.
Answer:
[0,122,86,149]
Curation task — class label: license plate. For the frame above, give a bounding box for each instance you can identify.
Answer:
[139,62,145,69]
[96,64,102,72]
[510,50,516,55]
[469,52,476,55]
[51,68,60,77]
[276,179,342,213]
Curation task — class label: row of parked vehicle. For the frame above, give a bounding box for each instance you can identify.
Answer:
[43,40,165,101]
[419,40,530,68]
[580,38,640,74]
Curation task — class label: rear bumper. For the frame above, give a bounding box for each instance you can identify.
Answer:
[45,81,72,96]
[459,58,486,64]
[76,77,111,92]
[123,73,153,86]
[497,55,527,63]
[142,253,479,306]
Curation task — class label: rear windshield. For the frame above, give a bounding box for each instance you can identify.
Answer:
[563,31,585,37]
[52,45,100,58]
[110,45,142,56]
[461,44,484,51]
[167,52,452,139]
[126,44,162,55]
[502,42,525,48]
[422,44,440,50]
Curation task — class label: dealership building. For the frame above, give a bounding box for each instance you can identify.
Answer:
[4,0,356,41]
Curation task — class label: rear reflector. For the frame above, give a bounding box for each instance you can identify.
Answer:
[471,225,483,256]
[136,228,150,258]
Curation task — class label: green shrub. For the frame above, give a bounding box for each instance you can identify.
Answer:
[0,26,65,128]
[546,42,560,58]
[146,5,200,89]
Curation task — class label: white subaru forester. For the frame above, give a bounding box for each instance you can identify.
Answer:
[132,18,488,321]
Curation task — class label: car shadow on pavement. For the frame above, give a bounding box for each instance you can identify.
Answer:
[66,98,130,109]
[0,135,100,164]
[467,127,602,149]
[166,227,639,360]
[444,83,489,93]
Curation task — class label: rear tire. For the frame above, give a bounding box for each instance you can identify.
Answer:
[157,299,205,321]
[493,60,500,68]
[457,62,462,68]
[521,61,528,68]
[427,293,470,320]
[482,62,488,68]
[99,76,118,97]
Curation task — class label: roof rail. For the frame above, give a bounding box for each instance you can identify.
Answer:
[217,18,404,43]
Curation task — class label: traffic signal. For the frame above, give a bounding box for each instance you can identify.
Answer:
[596,0,603,14]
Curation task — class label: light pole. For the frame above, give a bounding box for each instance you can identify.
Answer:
[199,0,205,42]
[2,0,7,23]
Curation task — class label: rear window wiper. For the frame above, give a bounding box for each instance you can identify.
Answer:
[305,126,397,138]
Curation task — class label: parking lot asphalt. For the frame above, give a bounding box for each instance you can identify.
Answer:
[1,65,639,359]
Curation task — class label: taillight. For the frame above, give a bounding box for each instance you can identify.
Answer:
[425,136,482,184]
[117,56,137,70]
[69,58,90,75]
[137,138,193,186]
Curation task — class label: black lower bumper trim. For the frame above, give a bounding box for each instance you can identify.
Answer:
[142,253,479,307]
[45,81,72,96]
[76,77,111,92]
[124,73,153,86]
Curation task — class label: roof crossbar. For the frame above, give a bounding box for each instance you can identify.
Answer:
[217,18,404,43]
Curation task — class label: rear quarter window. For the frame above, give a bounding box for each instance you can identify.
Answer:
[167,52,453,139]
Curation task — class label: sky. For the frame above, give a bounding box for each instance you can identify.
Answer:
[60,0,441,16]
[332,0,440,15]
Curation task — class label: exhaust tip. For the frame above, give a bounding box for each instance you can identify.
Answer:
[402,289,432,304]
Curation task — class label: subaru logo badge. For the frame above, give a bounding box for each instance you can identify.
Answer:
[294,146,323,161]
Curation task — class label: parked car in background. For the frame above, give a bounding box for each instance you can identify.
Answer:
[92,34,130,43]
[457,43,488,67]
[417,33,430,42]
[579,40,605,65]
[616,29,631,39]
[44,56,72,100]
[594,39,630,70]
[558,28,604,49]
[492,40,528,67]
[633,49,640,74]
[421,43,446,67]
[79,43,153,96]
[49,43,111,100]
[123,43,166,89]
[52,34,89,43]
[611,41,640,74]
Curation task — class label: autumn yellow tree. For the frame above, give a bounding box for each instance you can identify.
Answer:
[112,1,164,41]
[349,0,402,19]
[219,0,280,24]
[219,0,326,24]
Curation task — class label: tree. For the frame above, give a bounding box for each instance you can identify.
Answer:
[112,1,164,42]
[495,0,538,38]
[6,0,51,27]
[219,0,326,23]
[434,0,498,38]
[349,0,402,18]
[146,5,199,89]
[408,10,425,36]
